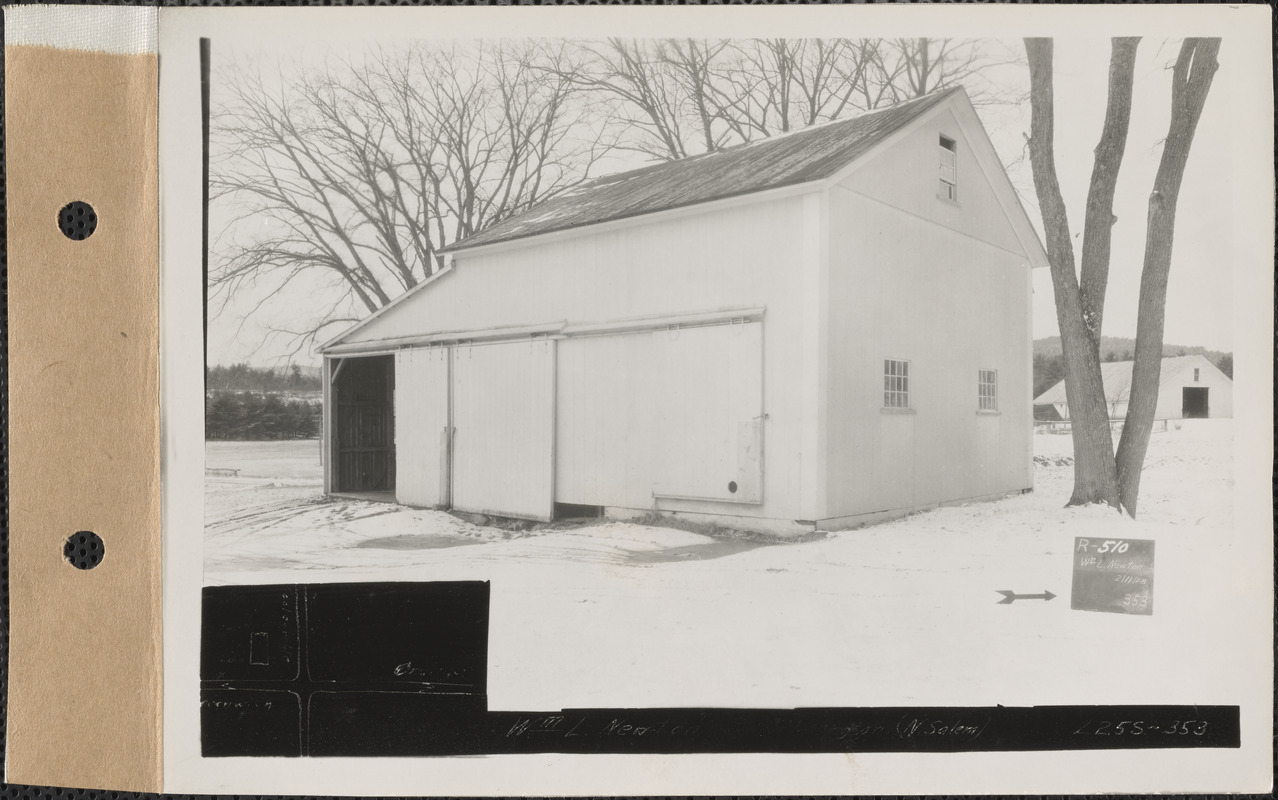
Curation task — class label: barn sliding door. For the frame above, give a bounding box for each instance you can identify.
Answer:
[556,321,764,509]
[394,347,450,507]
[451,339,555,521]
[651,321,764,503]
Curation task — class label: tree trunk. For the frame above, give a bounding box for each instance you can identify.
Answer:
[1078,38,1139,345]
[1115,39,1221,515]
[1024,38,1121,508]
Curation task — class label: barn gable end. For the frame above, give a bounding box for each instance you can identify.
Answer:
[830,95,1046,268]
[821,93,1037,523]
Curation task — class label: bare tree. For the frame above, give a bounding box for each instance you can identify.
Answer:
[540,38,1020,163]
[708,39,874,140]
[870,39,1007,103]
[1024,37,1220,514]
[532,38,717,161]
[211,41,609,357]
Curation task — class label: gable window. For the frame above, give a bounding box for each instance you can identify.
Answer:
[1194,368,1200,381]
[884,359,910,409]
[978,369,998,411]
[939,135,958,201]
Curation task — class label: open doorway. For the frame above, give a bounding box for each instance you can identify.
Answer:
[1182,386,1209,419]
[331,355,395,497]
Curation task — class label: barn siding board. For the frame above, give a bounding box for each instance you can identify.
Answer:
[451,339,555,521]
[826,178,1032,519]
[394,347,451,507]
[798,191,830,520]
[340,194,811,523]
[322,358,332,493]
[335,196,804,349]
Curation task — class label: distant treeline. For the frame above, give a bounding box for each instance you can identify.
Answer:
[1033,336,1231,365]
[207,363,322,393]
[206,392,320,440]
[1033,338,1233,398]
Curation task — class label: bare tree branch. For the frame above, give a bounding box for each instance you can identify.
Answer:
[210,42,609,358]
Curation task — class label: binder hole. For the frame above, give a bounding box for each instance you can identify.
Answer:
[58,201,97,241]
[64,531,104,569]
[728,481,738,494]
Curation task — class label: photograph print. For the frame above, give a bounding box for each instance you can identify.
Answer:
[163,6,1272,794]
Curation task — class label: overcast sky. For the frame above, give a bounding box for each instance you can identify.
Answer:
[187,12,1252,368]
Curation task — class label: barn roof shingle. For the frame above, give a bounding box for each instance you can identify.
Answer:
[442,86,964,254]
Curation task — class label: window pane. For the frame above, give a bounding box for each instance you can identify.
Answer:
[939,137,958,200]
[978,369,997,410]
[883,359,910,409]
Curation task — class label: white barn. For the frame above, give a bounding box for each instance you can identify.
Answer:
[1033,354,1233,422]
[319,87,1048,535]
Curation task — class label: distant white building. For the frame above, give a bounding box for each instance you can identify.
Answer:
[320,87,1048,534]
[1033,354,1232,421]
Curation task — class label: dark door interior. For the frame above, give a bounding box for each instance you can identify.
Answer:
[333,355,395,492]
[1182,386,1209,419]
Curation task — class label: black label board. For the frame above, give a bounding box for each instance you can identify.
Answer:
[1071,537,1155,615]
[201,581,491,756]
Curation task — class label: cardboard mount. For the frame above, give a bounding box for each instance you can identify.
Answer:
[5,7,163,791]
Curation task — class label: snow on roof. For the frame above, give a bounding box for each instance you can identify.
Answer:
[441,87,964,254]
[1033,354,1226,406]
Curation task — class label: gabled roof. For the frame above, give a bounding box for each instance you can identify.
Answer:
[1033,354,1228,406]
[441,87,964,254]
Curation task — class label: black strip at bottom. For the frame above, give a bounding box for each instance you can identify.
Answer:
[306,705,1239,757]
[203,700,1240,757]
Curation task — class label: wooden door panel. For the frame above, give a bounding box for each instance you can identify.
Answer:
[451,340,554,521]
[395,348,451,507]
[651,321,764,503]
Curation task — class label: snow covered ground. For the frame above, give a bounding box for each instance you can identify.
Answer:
[202,421,1252,713]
